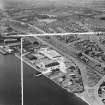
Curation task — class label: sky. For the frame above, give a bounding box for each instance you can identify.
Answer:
[0,0,105,10]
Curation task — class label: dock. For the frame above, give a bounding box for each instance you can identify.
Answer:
[0,47,7,55]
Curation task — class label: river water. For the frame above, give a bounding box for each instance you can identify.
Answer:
[0,54,21,105]
[0,54,89,105]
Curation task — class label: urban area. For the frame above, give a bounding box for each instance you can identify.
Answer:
[0,1,105,105]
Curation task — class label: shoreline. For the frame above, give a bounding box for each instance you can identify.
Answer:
[15,53,89,105]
